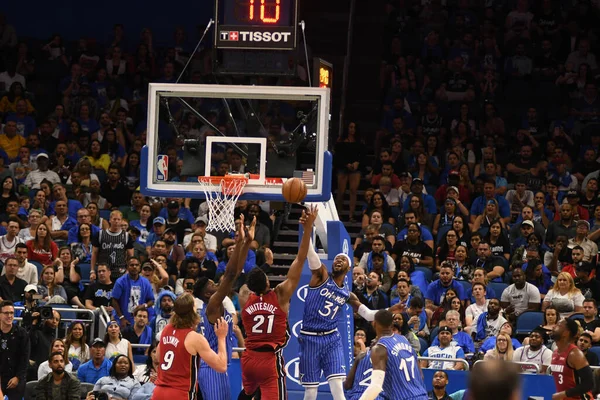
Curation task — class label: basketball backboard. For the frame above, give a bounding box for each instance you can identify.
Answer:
[140,83,332,201]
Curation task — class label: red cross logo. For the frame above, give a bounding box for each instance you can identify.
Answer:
[229,31,239,41]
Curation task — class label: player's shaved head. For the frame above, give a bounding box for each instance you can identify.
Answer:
[469,360,521,400]
[374,309,393,329]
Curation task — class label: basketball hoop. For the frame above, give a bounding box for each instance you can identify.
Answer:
[198,175,248,232]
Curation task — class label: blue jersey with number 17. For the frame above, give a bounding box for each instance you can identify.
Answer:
[302,276,350,332]
[377,334,428,400]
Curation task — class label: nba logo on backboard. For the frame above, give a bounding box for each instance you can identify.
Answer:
[156,155,168,181]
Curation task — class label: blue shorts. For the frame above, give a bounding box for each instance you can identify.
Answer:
[198,366,231,400]
[298,331,346,386]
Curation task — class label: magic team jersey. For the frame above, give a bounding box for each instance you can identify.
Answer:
[154,324,200,398]
[242,290,290,351]
[377,334,428,400]
[346,350,383,400]
[301,276,350,332]
[551,343,593,400]
[198,305,234,366]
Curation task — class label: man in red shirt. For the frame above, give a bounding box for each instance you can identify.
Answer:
[238,205,318,400]
[550,318,593,400]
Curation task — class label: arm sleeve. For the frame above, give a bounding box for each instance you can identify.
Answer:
[358,304,379,322]
[565,365,594,397]
[307,239,321,270]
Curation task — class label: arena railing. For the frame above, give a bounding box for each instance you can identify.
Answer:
[13,306,95,343]
[473,359,541,374]
[417,356,470,371]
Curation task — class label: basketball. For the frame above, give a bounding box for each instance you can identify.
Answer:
[282,178,308,203]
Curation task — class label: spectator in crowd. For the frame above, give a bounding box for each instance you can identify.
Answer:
[394,222,434,269]
[90,354,140,400]
[545,204,577,245]
[425,262,467,310]
[150,290,175,342]
[473,298,507,345]
[67,208,100,244]
[111,257,154,327]
[70,223,93,263]
[77,338,112,385]
[37,265,67,304]
[0,121,26,161]
[580,298,600,345]
[421,326,466,370]
[23,153,61,190]
[133,341,159,384]
[91,210,134,282]
[512,328,552,373]
[575,262,600,301]
[29,309,61,377]
[577,332,599,367]
[35,351,81,400]
[26,224,58,267]
[104,320,134,365]
[474,241,506,283]
[161,228,184,270]
[542,272,585,319]
[0,218,23,264]
[568,220,598,262]
[84,263,113,312]
[431,310,475,354]
[470,178,511,225]
[501,267,541,322]
[45,199,77,245]
[427,370,452,400]
[37,339,72,380]
[480,322,522,354]
[65,321,89,371]
[0,300,29,400]
[0,256,27,302]
[484,332,514,361]
[140,260,168,298]
[359,236,395,276]
[122,305,153,356]
[19,209,43,242]
[163,200,192,244]
[4,243,38,285]
[464,283,488,333]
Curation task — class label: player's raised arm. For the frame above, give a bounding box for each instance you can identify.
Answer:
[276,205,318,303]
[192,317,229,373]
[206,215,254,322]
[348,292,406,322]
[303,208,328,287]
[359,345,387,400]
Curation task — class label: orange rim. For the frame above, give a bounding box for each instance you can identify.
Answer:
[198,176,248,196]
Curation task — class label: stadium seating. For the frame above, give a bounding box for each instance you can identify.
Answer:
[487,282,508,300]
[515,311,544,337]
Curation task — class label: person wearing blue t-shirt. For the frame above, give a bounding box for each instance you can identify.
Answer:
[469,178,511,225]
[430,310,475,354]
[111,257,155,326]
[479,321,522,353]
[425,263,468,310]
[402,178,438,214]
[77,338,112,384]
[48,183,83,219]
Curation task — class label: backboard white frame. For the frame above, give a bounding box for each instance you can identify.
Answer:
[141,83,332,201]
[204,136,267,185]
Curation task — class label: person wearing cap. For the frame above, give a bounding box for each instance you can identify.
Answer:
[567,219,598,262]
[100,163,130,208]
[77,338,112,384]
[144,216,166,251]
[559,189,589,221]
[397,171,413,204]
[161,227,185,268]
[402,177,437,214]
[91,210,135,282]
[183,215,217,252]
[421,325,466,370]
[512,327,553,373]
[161,199,192,244]
[23,152,61,190]
[545,203,577,245]
[158,198,195,226]
[469,177,511,225]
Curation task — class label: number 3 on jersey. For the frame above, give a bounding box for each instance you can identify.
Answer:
[318,301,340,319]
[252,314,275,334]
[161,350,174,370]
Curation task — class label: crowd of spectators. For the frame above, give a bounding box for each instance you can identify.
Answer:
[345,0,600,389]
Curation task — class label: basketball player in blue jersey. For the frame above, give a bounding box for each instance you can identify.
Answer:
[300,243,403,400]
[359,310,428,400]
[194,215,255,400]
[344,349,383,400]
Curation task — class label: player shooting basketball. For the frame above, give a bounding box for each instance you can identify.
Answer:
[238,204,319,400]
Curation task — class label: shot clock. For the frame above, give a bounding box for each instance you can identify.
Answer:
[215,0,298,50]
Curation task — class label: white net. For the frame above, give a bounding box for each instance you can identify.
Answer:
[199,177,248,232]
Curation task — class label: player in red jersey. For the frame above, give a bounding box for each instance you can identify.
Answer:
[238,205,319,400]
[152,293,228,400]
[550,318,594,400]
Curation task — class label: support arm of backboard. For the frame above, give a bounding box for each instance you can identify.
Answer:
[306,197,339,254]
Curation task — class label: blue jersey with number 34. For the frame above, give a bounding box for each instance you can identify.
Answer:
[377,334,427,400]
[302,276,350,332]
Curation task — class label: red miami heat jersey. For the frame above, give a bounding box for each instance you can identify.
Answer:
[551,343,593,400]
[154,324,200,399]
[242,290,289,350]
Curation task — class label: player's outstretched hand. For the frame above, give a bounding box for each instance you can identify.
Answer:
[215,317,229,339]
[299,204,319,227]
[246,216,256,243]
[388,302,406,315]
[237,214,246,242]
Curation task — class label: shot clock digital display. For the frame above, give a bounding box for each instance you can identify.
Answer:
[215,0,298,51]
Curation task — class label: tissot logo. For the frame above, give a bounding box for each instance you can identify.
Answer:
[219,30,292,43]
[285,357,328,386]
[296,284,309,302]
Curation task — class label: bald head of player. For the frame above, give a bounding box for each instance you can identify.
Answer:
[469,360,521,400]
[373,309,394,337]
[246,267,270,295]
[171,293,200,329]
[332,253,351,278]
